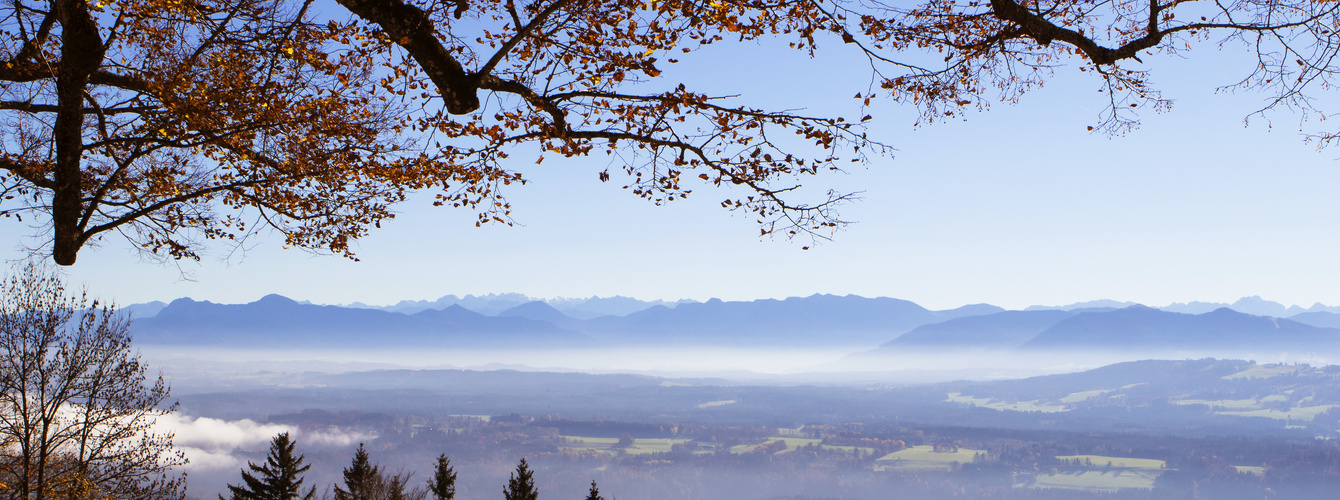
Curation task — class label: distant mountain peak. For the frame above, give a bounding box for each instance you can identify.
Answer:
[1025,299,1141,311]
[498,301,572,323]
[1023,307,1335,350]
[257,293,297,304]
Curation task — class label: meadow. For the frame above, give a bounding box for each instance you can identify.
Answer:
[874,445,986,471]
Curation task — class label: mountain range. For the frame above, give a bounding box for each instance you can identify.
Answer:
[130,295,590,347]
[127,293,1340,352]
[875,306,1340,352]
[341,293,696,318]
[127,293,1340,322]
[130,294,1001,348]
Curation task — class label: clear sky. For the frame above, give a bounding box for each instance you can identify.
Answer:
[8,30,1340,311]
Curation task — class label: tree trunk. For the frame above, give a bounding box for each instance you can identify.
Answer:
[51,0,104,265]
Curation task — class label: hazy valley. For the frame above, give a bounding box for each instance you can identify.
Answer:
[120,293,1340,499]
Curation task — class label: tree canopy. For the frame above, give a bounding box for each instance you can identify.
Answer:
[583,480,604,500]
[0,262,185,500]
[223,432,317,500]
[2,0,1336,265]
[428,454,456,500]
[842,0,1340,136]
[334,444,381,500]
[502,458,538,500]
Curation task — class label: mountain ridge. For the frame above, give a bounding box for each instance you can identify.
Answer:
[128,294,1340,352]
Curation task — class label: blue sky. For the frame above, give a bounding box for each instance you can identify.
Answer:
[8,30,1340,311]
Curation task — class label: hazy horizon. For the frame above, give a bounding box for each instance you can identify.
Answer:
[125,290,1340,316]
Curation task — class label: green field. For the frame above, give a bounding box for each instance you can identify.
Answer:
[946,393,1067,413]
[1174,398,1261,409]
[1173,396,1337,421]
[1218,405,1338,421]
[1223,364,1304,379]
[946,393,993,406]
[1028,469,1160,491]
[876,445,985,471]
[1235,466,1266,476]
[729,437,805,454]
[446,414,491,421]
[696,399,737,408]
[728,437,876,456]
[1055,455,1165,469]
[560,435,880,457]
[560,436,693,455]
[1060,389,1112,403]
[1022,455,1165,491]
[624,438,692,454]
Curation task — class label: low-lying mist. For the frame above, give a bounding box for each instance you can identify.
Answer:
[142,346,1340,500]
[140,345,1339,392]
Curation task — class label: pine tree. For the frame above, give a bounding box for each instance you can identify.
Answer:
[502,458,538,500]
[222,433,317,500]
[584,481,604,500]
[428,454,457,500]
[334,444,382,500]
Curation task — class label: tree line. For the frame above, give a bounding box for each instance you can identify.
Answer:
[222,433,606,500]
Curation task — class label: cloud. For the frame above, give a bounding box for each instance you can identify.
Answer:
[302,427,378,448]
[152,414,377,471]
[178,446,245,471]
[155,414,292,454]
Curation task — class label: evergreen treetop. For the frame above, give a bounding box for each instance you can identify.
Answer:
[335,443,382,500]
[502,458,538,500]
[584,480,604,500]
[222,432,316,500]
[429,454,457,500]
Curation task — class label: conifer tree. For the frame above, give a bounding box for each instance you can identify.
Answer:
[222,433,316,500]
[502,458,538,500]
[584,481,604,500]
[335,444,382,500]
[428,454,457,500]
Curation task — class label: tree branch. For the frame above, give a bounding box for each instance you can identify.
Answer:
[335,0,480,113]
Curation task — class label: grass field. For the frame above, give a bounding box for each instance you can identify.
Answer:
[1235,466,1266,476]
[1028,469,1160,491]
[1060,389,1112,403]
[1174,398,1261,409]
[1054,455,1165,469]
[696,399,737,408]
[447,414,491,421]
[1217,405,1338,421]
[728,437,877,456]
[1223,364,1304,379]
[946,393,992,406]
[946,393,1067,413]
[875,445,985,471]
[729,437,811,454]
[623,438,692,454]
[560,436,693,455]
[1022,455,1165,491]
[1172,394,1335,421]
